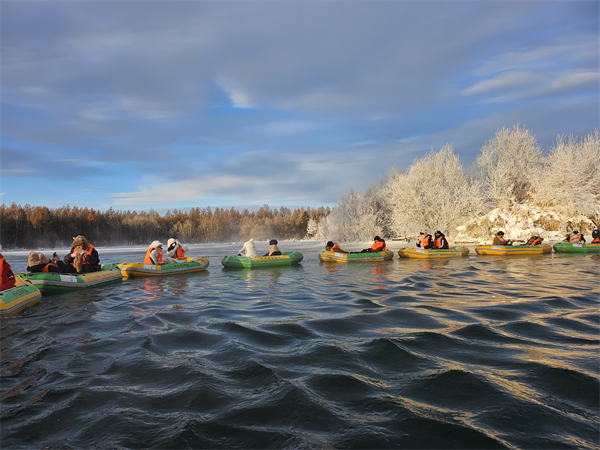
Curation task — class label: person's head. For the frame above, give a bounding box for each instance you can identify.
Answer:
[573,229,579,234]
[420,229,427,236]
[269,239,278,245]
[167,238,178,247]
[497,231,505,236]
[71,235,89,249]
[150,240,163,250]
[326,241,334,250]
[374,236,380,242]
[28,251,40,266]
[435,230,443,237]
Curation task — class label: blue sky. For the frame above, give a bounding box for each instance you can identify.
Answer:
[1,1,598,212]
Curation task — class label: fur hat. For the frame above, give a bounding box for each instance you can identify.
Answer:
[167,238,177,247]
[420,229,427,235]
[71,235,89,249]
[28,251,40,266]
[150,240,163,249]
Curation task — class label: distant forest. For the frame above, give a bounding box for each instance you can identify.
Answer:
[0,203,331,249]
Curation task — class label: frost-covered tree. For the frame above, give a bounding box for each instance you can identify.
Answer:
[476,124,543,207]
[381,144,484,238]
[531,129,600,216]
[316,184,386,242]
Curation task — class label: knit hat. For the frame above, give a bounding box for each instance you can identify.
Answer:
[497,231,505,236]
[71,235,89,249]
[374,236,381,241]
[269,239,278,245]
[150,240,163,249]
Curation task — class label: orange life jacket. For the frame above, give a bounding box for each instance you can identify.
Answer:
[371,242,385,252]
[174,246,186,259]
[331,244,345,253]
[593,238,600,243]
[434,236,447,248]
[421,235,432,247]
[42,262,60,273]
[568,234,583,243]
[71,244,96,266]
[528,238,543,246]
[144,247,164,265]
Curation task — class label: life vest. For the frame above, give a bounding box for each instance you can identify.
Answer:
[568,234,583,243]
[371,242,385,252]
[421,235,432,248]
[495,236,509,245]
[434,236,448,249]
[144,247,164,265]
[71,244,96,266]
[174,246,186,259]
[0,256,16,291]
[593,238,600,243]
[42,262,60,273]
[527,237,543,246]
[331,244,345,253]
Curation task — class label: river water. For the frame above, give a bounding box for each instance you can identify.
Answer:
[1,242,598,449]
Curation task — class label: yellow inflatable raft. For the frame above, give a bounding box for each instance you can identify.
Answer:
[397,247,470,259]
[475,244,552,256]
[0,275,42,316]
[118,256,209,278]
[318,249,394,263]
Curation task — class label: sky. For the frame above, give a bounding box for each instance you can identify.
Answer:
[1,1,598,213]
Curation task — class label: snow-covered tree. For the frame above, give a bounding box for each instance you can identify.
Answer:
[531,129,600,217]
[381,144,484,238]
[476,124,543,207]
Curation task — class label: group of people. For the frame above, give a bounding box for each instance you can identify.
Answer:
[145,238,189,265]
[325,236,387,253]
[26,235,101,274]
[416,230,449,249]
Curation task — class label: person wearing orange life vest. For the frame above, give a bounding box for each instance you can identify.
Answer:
[492,231,513,246]
[362,236,386,253]
[326,241,347,253]
[525,235,543,246]
[63,235,101,273]
[416,230,435,249]
[592,227,600,243]
[27,251,70,273]
[433,231,449,249]
[167,238,189,260]
[564,229,586,244]
[145,241,175,265]
[0,246,16,291]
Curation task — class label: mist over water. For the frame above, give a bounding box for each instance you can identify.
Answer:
[1,242,598,449]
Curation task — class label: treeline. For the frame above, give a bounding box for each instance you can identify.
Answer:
[317,126,600,242]
[0,204,330,249]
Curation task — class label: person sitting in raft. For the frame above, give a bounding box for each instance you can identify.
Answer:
[63,235,101,273]
[0,246,16,291]
[433,231,449,249]
[525,235,543,246]
[416,230,435,249]
[564,229,586,243]
[592,227,600,244]
[492,231,513,246]
[326,241,347,253]
[167,238,189,261]
[145,241,175,265]
[264,239,282,256]
[238,238,258,258]
[27,251,70,273]
[361,236,386,253]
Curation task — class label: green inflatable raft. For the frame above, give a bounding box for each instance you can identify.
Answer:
[552,242,600,254]
[221,252,303,269]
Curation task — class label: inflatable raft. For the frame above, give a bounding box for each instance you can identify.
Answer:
[397,247,470,259]
[118,256,209,277]
[221,252,303,269]
[475,244,552,256]
[552,242,600,254]
[318,249,394,263]
[0,275,42,316]
[19,263,123,295]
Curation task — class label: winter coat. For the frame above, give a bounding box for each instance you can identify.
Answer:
[0,255,16,291]
[238,239,258,258]
[264,244,282,256]
[168,241,189,259]
[417,235,434,249]
[64,245,101,272]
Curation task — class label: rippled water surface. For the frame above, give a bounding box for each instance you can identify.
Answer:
[2,242,599,449]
